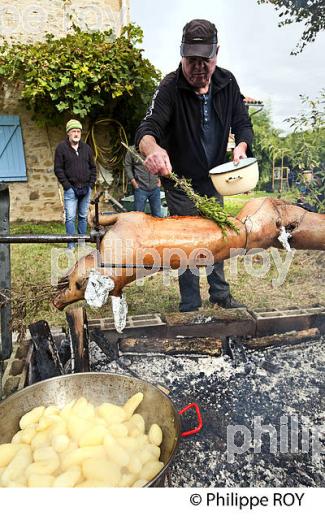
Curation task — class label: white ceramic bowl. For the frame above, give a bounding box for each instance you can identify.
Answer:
[209,157,259,196]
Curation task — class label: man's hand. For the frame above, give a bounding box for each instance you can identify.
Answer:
[233,142,248,165]
[139,136,172,176]
[144,148,172,177]
[131,178,139,190]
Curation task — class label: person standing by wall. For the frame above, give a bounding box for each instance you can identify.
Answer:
[124,145,162,217]
[54,119,97,248]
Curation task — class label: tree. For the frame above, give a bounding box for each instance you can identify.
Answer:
[258,0,325,53]
[0,24,161,187]
[251,107,289,189]
[0,24,160,137]
[285,90,325,168]
[284,91,325,210]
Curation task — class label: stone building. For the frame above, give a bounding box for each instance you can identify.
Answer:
[0,0,130,221]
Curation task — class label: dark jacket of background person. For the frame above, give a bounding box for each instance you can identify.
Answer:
[124,149,160,191]
[135,64,253,190]
[54,138,97,190]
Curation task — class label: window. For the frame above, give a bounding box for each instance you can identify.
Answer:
[0,115,27,182]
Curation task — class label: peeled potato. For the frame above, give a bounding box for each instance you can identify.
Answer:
[6,477,27,487]
[0,444,23,468]
[139,447,156,465]
[140,461,164,481]
[107,423,128,439]
[94,417,106,426]
[72,398,95,420]
[53,466,82,487]
[133,479,149,487]
[147,444,161,459]
[127,454,142,475]
[82,458,121,486]
[1,446,33,486]
[79,425,107,447]
[36,415,58,432]
[127,414,145,435]
[31,431,51,450]
[58,442,78,467]
[33,446,58,463]
[148,424,163,447]
[28,474,55,487]
[136,434,149,449]
[43,405,60,417]
[104,434,129,467]
[11,431,24,445]
[60,400,76,421]
[96,403,127,426]
[52,434,70,453]
[119,472,138,487]
[0,393,165,488]
[48,418,67,439]
[19,406,45,430]
[61,446,106,471]
[25,458,60,477]
[129,427,141,438]
[117,437,138,452]
[21,425,37,445]
[76,479,109,488]
[67,415,93,443]
[123,393,143,419]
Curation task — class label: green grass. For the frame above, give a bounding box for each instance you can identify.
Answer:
[224,190,299,216]
[11,221,66,234]
[6,189,323,334]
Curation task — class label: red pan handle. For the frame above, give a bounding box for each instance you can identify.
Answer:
[178,402,203,438]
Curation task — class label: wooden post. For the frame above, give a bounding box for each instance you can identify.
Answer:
[272,157,275,192]
[280,151,284,193]
[0,183,12,360]
[66,308,90,372]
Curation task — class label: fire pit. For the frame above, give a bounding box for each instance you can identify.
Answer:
[89,335,325,487]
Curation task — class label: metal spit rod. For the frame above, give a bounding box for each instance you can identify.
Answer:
[0,191,177,268]
[0,234,92,243]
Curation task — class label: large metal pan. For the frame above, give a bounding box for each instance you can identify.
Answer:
[0,372,200,487]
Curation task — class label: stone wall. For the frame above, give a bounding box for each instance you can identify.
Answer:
[0,0,129,222]
[0,0,129,44]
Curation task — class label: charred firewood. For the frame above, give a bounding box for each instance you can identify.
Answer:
[66,308,90,372]
[28,320,64,382]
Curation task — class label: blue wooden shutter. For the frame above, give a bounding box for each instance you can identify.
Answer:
[0,115,27,182]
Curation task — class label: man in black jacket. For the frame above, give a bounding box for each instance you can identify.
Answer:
[54,119,97,248]
[135,19,253,312]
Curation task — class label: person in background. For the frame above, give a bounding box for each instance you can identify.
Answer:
[124,145,162,217]
[54,119,97,248]
[135,19,253,312]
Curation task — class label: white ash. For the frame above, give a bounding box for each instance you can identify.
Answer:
[89,336,324,487]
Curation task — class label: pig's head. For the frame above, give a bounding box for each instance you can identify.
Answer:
[53,253,97,310]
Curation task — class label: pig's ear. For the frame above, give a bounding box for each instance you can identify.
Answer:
[76,276,89,291]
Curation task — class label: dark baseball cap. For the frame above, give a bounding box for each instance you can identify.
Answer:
[180,19,218,58]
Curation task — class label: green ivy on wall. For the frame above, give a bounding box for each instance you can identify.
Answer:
[0,23,161,138]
